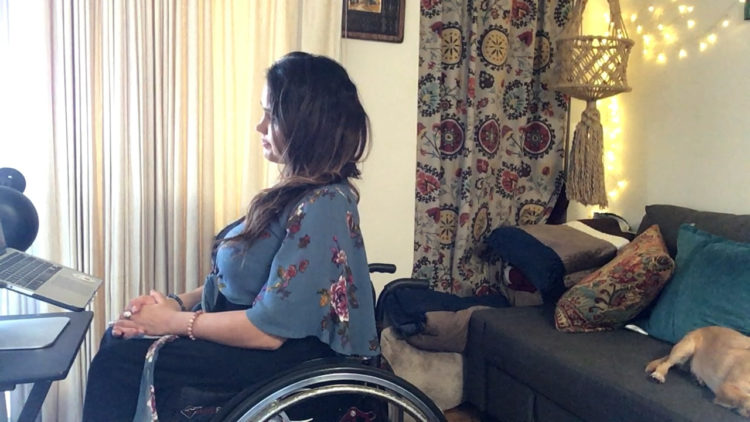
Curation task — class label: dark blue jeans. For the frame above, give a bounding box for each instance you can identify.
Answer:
[82,330,335,422]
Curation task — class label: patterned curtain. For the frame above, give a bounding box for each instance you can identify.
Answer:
[413,0,572,296]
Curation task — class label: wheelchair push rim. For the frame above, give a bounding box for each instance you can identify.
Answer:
[216,361,446,422]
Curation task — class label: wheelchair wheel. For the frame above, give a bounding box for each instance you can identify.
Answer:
[213,358,446,421]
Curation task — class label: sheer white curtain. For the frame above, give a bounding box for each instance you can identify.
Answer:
[0,0,341,420]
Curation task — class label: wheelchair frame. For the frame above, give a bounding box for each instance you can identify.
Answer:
[214,358,446,421]
[208,264,446,421]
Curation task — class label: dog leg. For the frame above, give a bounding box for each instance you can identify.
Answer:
[713,383,750,417]
[645,336,696,383]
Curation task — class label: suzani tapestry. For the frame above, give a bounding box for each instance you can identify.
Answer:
[413,0,572,296]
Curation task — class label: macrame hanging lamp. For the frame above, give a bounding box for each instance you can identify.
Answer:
[554,0,634,207]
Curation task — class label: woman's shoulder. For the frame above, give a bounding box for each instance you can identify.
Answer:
[296,182,359,209]
[282,182,362,240]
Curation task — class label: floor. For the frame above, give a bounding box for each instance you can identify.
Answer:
[444,403,482,422]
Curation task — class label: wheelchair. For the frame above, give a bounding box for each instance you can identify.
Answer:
[203,264,446,422]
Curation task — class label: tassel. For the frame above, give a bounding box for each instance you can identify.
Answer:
[566,101,608,207]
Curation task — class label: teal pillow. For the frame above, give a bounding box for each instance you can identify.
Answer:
[645,224,750,343]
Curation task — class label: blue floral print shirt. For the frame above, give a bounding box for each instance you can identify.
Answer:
[202,182,379,356]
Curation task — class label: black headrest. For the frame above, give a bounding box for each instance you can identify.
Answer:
[0,168,38,251]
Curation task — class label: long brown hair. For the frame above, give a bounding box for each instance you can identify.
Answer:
[231,52,369,245]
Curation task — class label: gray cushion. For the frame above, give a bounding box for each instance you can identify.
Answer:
[636,204,750,257]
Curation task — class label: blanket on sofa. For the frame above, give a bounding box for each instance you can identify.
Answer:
[486,219,631,302]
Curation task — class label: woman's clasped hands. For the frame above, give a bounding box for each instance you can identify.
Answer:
[111,290,183,339]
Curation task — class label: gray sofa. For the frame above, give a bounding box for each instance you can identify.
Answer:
[464,205,750,422]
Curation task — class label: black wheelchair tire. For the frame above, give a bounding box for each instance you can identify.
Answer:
[211,357,446,422]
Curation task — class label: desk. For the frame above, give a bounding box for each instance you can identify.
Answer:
[0,311,93,422]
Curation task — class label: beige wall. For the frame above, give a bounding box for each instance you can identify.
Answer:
[345,1,750,292]
[342,0,421,293]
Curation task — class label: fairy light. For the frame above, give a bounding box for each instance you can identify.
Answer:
[628,1,738,62]
[599,97,628,203]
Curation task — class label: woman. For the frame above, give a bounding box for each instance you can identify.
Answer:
[83,52,379,421]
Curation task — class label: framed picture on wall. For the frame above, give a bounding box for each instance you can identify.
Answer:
[342,0,405,43]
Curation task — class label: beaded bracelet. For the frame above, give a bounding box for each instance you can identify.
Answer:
[187,310,203,341]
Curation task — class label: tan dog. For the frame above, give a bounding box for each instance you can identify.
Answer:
[645,326,750,417]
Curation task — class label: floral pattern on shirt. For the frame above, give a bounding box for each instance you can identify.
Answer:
[239,183,377,356]
[346,211,365,248]
[316,236,362,346]
[253,258,310,304]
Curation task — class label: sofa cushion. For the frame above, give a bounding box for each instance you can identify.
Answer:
[636,204,750,257]
[554,225,674,332]
[645,224,750,343]
[465,305,747,422]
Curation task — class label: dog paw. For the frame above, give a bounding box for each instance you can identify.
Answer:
[649,372,666,383]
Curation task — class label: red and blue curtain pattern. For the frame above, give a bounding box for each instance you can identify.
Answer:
[413,0,572,296]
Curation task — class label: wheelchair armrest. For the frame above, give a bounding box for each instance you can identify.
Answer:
[375,277,430,331]
[368,263,397,274]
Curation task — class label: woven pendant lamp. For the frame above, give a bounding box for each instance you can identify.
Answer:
[554,0,634,207]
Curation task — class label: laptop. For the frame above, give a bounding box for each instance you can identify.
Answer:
[0,219,102,311]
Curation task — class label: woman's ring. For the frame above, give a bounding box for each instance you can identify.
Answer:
[107,320,115,327]
[123,310,132,319]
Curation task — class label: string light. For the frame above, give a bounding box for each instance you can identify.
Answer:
[597,97,628,204]
[628,1,739,64]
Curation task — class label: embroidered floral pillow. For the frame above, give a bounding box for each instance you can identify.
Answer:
[554,225,675,333]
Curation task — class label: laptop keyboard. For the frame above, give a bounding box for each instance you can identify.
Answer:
[0,251,63,291]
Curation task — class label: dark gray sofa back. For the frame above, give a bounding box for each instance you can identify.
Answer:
[636,204,750,257]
